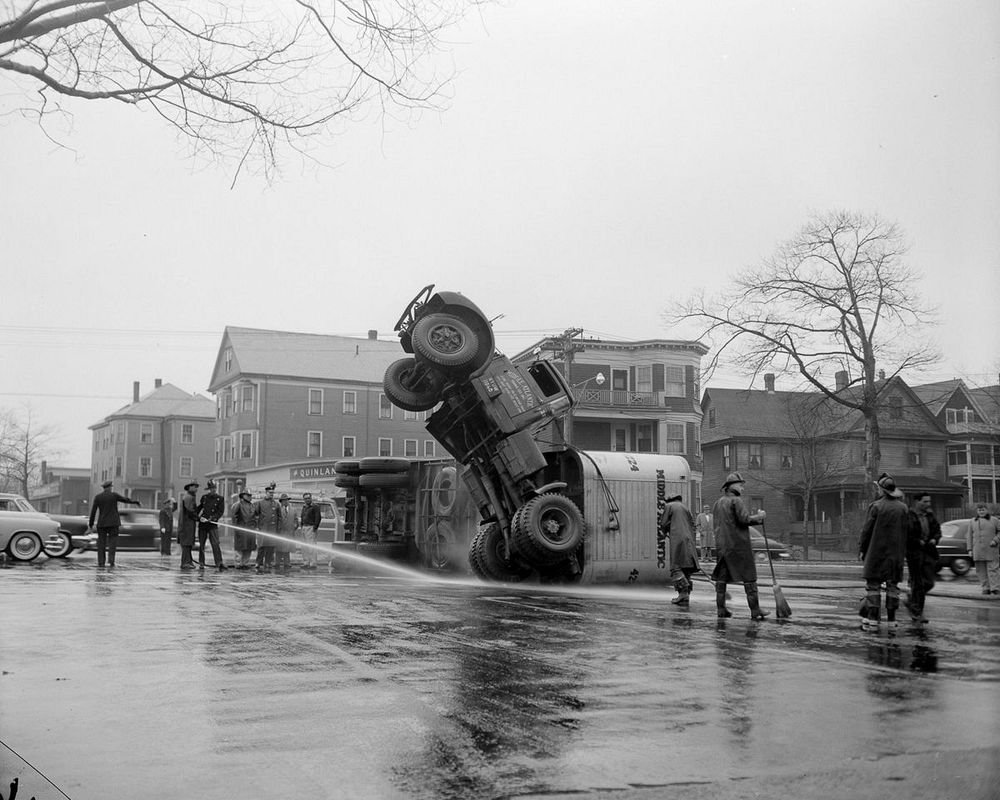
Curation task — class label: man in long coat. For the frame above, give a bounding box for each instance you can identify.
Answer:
[231,489,257,569]
[711,472,768,619]
[906,492,940,623]
[858,473,909,632]
[254,483,281,572]
[197,479,227,570]
[695,505,714,560]
[661,495,699,606]
[178,481,200,570]
[88,480,141,568]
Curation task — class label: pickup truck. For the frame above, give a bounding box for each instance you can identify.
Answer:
[0,492,89,560]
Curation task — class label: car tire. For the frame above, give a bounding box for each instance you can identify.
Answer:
[411,313,480,370]
[43,531,74,558]
[7,531,43,562]
[949,557,972,577]
[383,357,445,412]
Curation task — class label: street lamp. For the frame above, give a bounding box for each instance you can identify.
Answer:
[565,372,605,446]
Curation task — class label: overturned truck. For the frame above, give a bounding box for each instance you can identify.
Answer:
[357,285,693,584]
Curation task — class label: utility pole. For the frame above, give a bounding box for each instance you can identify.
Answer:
[539,328,583,444]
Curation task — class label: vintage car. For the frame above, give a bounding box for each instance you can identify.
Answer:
[0,506,62,561]
[0,492,87,558]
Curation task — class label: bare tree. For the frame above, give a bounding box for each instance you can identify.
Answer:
[0,407,62,497]
[669,210,940,494]
[1,1,488,181]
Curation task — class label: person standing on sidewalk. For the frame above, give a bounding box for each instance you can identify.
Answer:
[178,481,200,570]
[299,493,322,570]
[87,480,140,568]
[661,495,699,606]
[858,473,909,632]
[711,473,768,620]
[158,497,175,556]
[696,504,714,561]
[905,492,940,624]
[967,503,1000,595]
[274,493,296,572]
[231,489,257,569]
[254,484,280,572]
[197,479,227,571]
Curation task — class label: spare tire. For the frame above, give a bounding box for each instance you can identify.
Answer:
[334,460,362,475]
[423,521,455,570]
[411,313,479,370]
[383,357,444,412]
[431,466,458,517]
[359,457,410,473]
[511,494,584,563]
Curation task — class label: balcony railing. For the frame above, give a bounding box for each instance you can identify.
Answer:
[577,389,660,407]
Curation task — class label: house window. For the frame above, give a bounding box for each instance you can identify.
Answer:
[224,347,233,371]
[613,427,627,452]
[139,457,152,477]
[972,445,992,466]
[181,424,193,444]
[243,384,255,412]
[240,432,253,459]
[947,446,967,466]
[216,396,222,420]
[179,457,193,477]
[665,423,685,454]
[780,448,793,469]
[378,438,392,457]
[423,440,436,457]
[223,389,232,418]
[215,440,221,465]
[907,442,922,467]
[636,366,652,394]
[308,388,324,415]
[140,423,153,444]
[946,407,974,424]
[379,394,392,419]
[343,391,357,415]
[115,457,122,477]
[749,443,762,469]
[889,395,903,420]
[404,439,418,458]
[223,437,232,462]
[750,496,764,513]
[637,424,653,453]
[307,431,322,458]
[404,409,420,421]
[664,365,685,397]
[342,436,356,458]
[708,408,717,428]
[723,444,731,471]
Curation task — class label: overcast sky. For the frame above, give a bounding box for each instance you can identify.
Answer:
[2,1,998,467]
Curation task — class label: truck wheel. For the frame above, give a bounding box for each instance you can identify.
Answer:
[43,531,74,558]
[949,556,972,577]
[431,467,457,516]
[358,473,410,489]
[358,457,411,474]
[423,521,455,570]
[383,357,444,412]
[334,475,360,488]
[512,494,584,563]
[7,531,43,562]
[411,313,479,370]
[473,523,533,582]
[468,539,490,580]
[334,460,363,475]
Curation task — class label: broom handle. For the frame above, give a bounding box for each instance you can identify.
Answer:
[760,518,779,585]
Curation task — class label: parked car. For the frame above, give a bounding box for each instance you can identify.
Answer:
[749,527,793,562]
[0,492,88,557]
[936,519,973,576]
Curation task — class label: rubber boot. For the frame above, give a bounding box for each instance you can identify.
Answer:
[716,583,732,618]
[864,597,881,632]
[746,582,770,620]
[671,576,691,605]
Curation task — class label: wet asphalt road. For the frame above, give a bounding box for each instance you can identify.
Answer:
[2,551,999,800]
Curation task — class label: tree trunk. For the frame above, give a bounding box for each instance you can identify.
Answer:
[863,409,881,501]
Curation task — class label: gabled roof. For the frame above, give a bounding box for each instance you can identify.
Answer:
[701,388,808,443]
[969,384,1000,425]
[908,379,966,416]
[90,383,215,428]
[209,327,404,392]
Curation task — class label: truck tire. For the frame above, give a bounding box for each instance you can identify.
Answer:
[472,523,533,582]
[383,357,445,412]
[358,473,410,489]
[512,494,584,563]
[7,531,43,562]
[43,530,74,558]
[334,475,360,488]
[423,521,455,570]
[431,466,457,516]
[358,457,410,474]
[411,313,480,370]
[334,460,363,475]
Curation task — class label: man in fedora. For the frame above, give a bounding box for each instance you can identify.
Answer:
[197,479,227,571]
[858,472,909,632]
[87,479,141,568]
[711,472,769,619]
[178,481,201,569]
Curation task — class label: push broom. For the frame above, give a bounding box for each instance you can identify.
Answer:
[760,521,792,618]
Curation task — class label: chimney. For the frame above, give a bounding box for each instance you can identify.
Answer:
[155,378,162,389]
[764,373,775,393]
[133,381,140,402]
[835,371,848,391]
[367,329,378,340]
